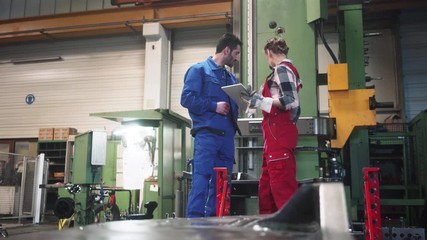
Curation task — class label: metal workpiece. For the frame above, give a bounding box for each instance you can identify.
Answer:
[297,117,336,137]
[7,182,354,240]
[237,117,336,138]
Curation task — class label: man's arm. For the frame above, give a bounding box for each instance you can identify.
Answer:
[180,66,217,115]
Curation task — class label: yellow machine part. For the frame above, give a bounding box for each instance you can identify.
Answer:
[328,63,349,91]
[328,64,376,148]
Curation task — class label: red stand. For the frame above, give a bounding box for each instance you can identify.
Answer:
[214,167,230,217]
[363,167,382,240]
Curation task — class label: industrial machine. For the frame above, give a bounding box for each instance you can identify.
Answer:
[47,2,425,238]
[237,0,425,236]
[51,109,190,226]
[236,0,371,218]
[69,130,108,226]
[91,109,191,219]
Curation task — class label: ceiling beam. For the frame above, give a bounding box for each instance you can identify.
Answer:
[363,0,427,13]
[0,0,231,45]
[2,0,426,45]
[327,0,427,15]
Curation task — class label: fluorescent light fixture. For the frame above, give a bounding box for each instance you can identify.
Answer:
[11,56,63,65]
[112,125,155,137]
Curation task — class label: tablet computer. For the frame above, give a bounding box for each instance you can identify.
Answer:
[221,83,249,110]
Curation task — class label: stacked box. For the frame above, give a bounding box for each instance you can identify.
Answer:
[54,128,78,140]
[38,128,54,140]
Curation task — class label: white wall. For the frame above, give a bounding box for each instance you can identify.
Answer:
[170,26,228,119]
[0,26,228,139]
[0,34,146,138]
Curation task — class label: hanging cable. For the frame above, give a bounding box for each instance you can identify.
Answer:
[317,20,339,64]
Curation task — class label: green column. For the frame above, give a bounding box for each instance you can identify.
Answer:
[339,4,365,89]
[339,4,370,214]
[254,0,320,179]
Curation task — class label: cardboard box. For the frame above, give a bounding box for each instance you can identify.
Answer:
[54,128,78,140]
[53,172,65,178]
[38,128,54,141]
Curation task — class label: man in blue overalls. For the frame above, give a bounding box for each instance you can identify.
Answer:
[181,33,242,218]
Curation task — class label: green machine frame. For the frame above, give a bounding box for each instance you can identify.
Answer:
[241,0,327,182]
[91,109,191,219]
[338,4,372,219]
[240,0,373,221]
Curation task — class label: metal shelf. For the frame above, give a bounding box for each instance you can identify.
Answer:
[368,130,422,225]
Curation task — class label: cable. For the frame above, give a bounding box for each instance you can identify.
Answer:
[317,20,339,64]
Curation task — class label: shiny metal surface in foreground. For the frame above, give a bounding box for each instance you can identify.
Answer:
[7,182,354,240]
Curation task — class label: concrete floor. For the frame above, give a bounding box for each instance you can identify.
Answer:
[3,223,58,236]
[1,216,58,239]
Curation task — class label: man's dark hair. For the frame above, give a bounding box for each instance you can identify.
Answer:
[215,33,242,54]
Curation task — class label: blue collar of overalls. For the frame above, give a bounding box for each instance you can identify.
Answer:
[207,56,226,71]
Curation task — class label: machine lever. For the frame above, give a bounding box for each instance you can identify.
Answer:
[126,201,158,220]
[369,95,393,110]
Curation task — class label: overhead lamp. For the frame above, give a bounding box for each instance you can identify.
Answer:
[11,56,63,65]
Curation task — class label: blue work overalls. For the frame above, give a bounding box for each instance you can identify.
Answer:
[181,57,238,217]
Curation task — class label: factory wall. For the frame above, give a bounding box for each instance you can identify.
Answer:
[0,34,145,138]
[0,25,226,139]
[399,9,427,122]
[0,9,426,138]
[170,26,226,118]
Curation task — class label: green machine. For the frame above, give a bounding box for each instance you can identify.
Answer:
[238,0,328,184]
[231,0,331,216]
[91,109,191,219]
[72,130,108,226]
[238,0,377,221]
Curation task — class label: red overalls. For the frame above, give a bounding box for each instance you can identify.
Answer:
[258,63,300,215]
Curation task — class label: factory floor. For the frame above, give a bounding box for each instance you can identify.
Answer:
[1,216,59,238]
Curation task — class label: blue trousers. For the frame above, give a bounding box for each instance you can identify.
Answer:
[186,130,234,218]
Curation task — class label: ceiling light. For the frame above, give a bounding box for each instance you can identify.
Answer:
[11,56,63,65]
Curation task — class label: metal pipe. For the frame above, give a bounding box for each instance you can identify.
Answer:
[18,156,28,224]
[247,0,254,89]
[32,154,46,224]
[175,187,183,217]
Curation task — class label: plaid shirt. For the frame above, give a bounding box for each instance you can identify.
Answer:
[265,59,302,122]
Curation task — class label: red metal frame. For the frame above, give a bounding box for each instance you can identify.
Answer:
[363,167,382,240]
[214,167,230,217]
